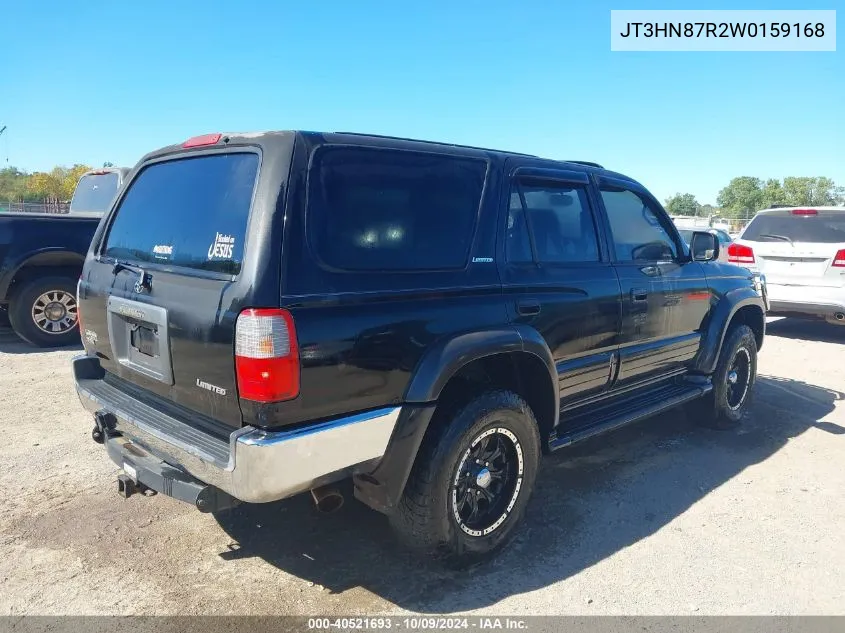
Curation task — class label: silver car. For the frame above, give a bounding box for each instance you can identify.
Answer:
[728,206,845,325]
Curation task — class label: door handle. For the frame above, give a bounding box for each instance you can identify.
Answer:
[517,301,541,316]
[631,288,648,302]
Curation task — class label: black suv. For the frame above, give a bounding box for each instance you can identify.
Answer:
[73,131,768,563]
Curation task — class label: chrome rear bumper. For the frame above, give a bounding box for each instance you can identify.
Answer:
[72,355,401,504]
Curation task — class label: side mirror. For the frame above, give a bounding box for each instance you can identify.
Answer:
[690,231,719,262]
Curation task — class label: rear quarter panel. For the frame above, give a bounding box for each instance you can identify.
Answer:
[256,136,509,428]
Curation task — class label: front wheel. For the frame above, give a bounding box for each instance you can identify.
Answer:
[390,390,541,565]
[8,276,80,348]
[690,324,758,429]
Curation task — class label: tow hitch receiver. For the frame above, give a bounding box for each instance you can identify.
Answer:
[105,435,240,513]
[117,473,154,499]
[117,473,136,498]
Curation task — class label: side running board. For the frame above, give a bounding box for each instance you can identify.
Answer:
[549,381,712,451]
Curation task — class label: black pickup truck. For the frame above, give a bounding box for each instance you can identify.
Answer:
[0,168,127,347]
[72,131,768,564]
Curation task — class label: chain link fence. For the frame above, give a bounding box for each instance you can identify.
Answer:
[0,201,70,214]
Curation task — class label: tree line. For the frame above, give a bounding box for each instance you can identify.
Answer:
[4,164,843,218]
[665,176,844,220]
[0,163,113,203]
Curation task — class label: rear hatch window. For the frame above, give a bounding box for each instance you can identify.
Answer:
[740,211,845,285]
[103,153,259,275]
[69,172,120,213]
[743,212,845,243]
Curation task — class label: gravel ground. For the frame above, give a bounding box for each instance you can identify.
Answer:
[0,317,843,616]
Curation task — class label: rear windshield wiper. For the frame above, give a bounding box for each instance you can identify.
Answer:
[757,234,794,245]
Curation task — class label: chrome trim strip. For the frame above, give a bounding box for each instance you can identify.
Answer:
[238,407,396,445]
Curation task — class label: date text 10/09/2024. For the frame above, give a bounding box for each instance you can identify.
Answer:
[620,22,826,39]
[307,617,528,630]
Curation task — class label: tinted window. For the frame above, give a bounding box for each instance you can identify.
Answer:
[309,148,485,271]
[678,228,730,244]
[600,188,677,261]
[712,229,732,244]
[104,153,258,275]
[507,182,599,263]
[742,212,845,244]
[69,172,120,213]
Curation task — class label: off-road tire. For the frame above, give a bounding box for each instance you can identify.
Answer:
[390,390,541,566]
[690,324,758,430]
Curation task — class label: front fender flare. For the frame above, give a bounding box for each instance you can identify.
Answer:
[693,287,766,374]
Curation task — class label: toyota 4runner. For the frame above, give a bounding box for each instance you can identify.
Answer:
[73,131,768,563]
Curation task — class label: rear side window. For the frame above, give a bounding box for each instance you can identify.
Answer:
[103,153,258,275]
[69,172,120,213]
[309,147,486,271]
[742,212,845,244]
[506,181,599,263]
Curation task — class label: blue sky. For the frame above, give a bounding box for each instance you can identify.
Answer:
[1,0,842,204]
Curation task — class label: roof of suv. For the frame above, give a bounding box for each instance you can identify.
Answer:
[140,130,637,185]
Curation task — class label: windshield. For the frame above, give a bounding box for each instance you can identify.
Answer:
[742,212,845,244]
[103,153,258,275]
[69,172,120,213]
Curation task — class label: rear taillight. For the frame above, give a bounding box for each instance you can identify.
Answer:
[235,308,300,403]
[791,208,818,216]
[833,249,845,268]
[727,243,755,264]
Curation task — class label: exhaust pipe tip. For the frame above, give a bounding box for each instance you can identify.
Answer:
[834,312,845,322]
[310,486,344,513]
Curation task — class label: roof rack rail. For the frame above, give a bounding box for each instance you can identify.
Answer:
[562,160,604,169]
[332,131,537,157]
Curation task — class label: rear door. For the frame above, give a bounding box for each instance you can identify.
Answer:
[737,209,845,289]
[80,151,261,431]
[498,163,622,413]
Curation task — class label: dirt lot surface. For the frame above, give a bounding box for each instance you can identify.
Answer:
[1,317,843,616]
